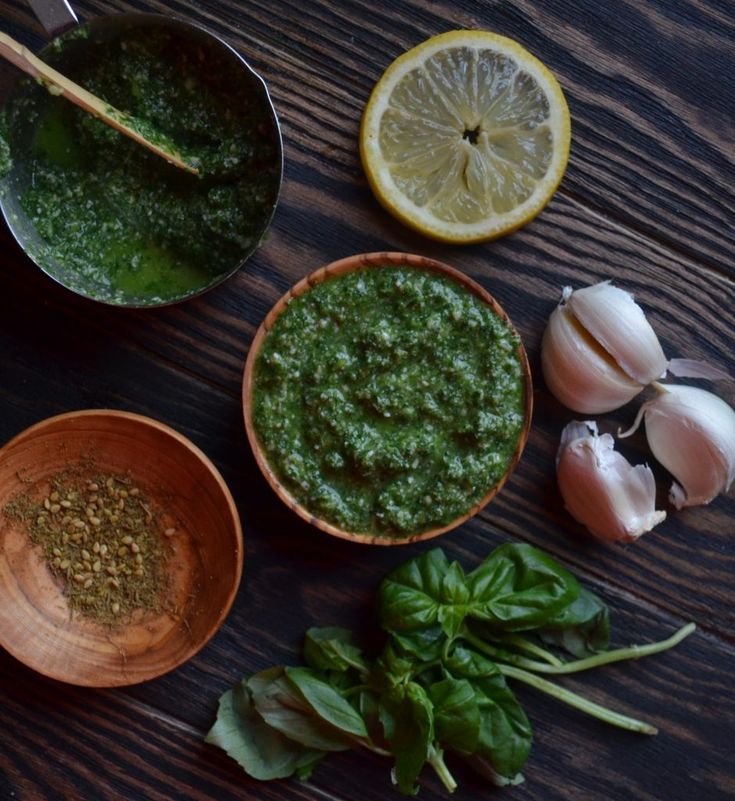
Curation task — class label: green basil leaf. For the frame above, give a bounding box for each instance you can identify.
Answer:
[303,626,368,674]
[466,543,579,631]
[437,561,470,638]
[538,588,610,657]
[390,626,445,662]
[248,667,355,752]
[379,549,473,639]
[428,677,480,755]
[285,667,368,738]
[373,641,415,689]
[295,754,325,781]
[354,690,388,749]
[205,680,324,780]
[322,669,358,691]
[378,548,450,633]
[379,682,435,795]
[445,645,532,777]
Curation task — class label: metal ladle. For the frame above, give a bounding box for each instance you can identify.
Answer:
[0,1,283,307]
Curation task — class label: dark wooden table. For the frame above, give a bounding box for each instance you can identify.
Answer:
[1,1,733,799]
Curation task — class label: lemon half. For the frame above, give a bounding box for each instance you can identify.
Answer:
[360,30,571,243]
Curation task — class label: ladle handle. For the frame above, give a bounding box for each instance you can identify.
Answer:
[0,31,199,175]
[26,0,78,39]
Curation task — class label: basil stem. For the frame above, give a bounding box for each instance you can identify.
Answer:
[510,622,696,675]
[427,744,458,793]
[461,632,551,672]
[497,664,657,734]
[494,634,563,667]
[411,659,443,680]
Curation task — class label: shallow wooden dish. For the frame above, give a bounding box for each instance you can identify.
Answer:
[0,410,243,686]
[242,252,533,545]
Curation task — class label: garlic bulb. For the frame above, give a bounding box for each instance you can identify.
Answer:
[557,421,666,543]
[541,282,728,414]
[620,384,735,509]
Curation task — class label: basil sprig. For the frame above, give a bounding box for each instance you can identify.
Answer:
[206,542,695,794]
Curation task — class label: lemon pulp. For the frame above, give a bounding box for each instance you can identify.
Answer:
[360,31,571,242]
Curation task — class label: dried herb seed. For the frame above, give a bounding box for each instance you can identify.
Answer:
[3,468,170,626]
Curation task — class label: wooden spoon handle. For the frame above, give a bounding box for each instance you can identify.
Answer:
[0,31,198,175]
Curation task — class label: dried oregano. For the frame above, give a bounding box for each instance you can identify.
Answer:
[4,469,172,626]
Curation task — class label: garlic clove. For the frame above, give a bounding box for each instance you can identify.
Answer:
[542,303,643,414]
[542,281,726,415]
[628,384,735,509]
[557,421,666,543]
[567,282,667,386]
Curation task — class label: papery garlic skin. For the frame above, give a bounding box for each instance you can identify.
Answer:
[542,303,643,414]
[624,385,735,509]
[557,421,666,543]
[567,282,667,386]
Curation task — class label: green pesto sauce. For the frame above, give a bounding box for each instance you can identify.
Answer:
[252,268,526,538]
[0,135,10,179]
[0,113,11,179]
[15,28,279,305]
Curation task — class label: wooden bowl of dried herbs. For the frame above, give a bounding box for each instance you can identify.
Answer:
[0,410,243,687]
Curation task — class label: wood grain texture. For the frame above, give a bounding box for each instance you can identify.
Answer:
[1,567,732,801]
[1,222,731,633]
[0,0,733,799]
[4,0,731,270]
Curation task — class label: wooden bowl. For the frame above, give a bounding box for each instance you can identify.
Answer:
[0,410,243,686]
[242,252,533,545]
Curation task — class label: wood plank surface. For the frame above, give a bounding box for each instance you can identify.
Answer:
[0,0,733,800]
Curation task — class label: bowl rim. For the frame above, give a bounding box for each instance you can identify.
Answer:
[242,251,533,546]
[0,408,244,686]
